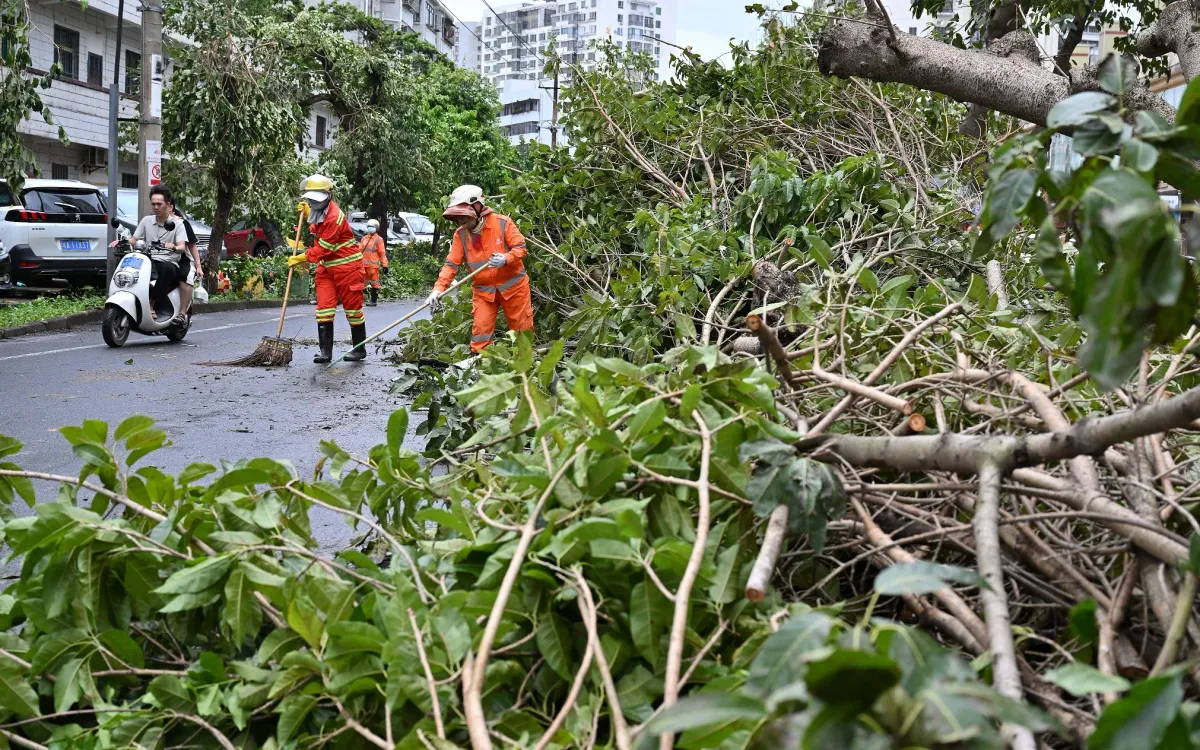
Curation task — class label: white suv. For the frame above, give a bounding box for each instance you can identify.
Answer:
[0,178,110,288]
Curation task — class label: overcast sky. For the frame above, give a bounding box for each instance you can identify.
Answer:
[439,0,766,62]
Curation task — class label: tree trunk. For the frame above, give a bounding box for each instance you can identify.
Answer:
[262,219,286,252]
[1137,0,1200,82]
[206,164,238,292]
[371,190,388,230]
[1053,12,1090,76]
[958,0,1022,139]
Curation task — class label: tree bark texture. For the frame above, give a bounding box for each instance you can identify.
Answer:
[1137,0,1200,82]
[818,22,1177,126]
[206,163,238,291]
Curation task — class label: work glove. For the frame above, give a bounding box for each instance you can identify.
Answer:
[382,266,389,275]
[425,291,442,314]
[297,201,310,219]
[487,252,507,268]
[287,254,309,268]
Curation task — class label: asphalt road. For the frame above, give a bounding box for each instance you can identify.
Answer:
[0,299,427,553]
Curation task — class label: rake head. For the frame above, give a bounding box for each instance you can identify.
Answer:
[199,336,293,367]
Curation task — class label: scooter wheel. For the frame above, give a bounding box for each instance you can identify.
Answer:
[101,306,131,348]
[166,317,189,342]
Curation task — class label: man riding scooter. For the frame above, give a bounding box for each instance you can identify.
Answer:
[116,185,188,322]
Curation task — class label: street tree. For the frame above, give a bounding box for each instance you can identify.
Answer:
[162,0,304,284]
[1,2,67,192]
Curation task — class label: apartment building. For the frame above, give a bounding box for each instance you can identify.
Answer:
[15,0,142,188]
[477,0,676,145]
[456,21,483,71]
[346,0,458,56]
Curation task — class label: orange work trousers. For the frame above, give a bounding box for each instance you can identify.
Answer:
[315,264,365,326]
[471,276,533,352]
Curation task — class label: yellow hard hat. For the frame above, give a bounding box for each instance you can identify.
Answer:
[300,174,334,202]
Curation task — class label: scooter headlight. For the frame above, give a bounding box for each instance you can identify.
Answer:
[114,270,138,288]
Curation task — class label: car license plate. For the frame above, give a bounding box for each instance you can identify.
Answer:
[61,240,91,252]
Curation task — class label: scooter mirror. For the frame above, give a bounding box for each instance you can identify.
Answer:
[163,220,176,231]
[110,217,121,229]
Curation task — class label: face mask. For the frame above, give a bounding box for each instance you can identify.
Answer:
[366,227,376,234]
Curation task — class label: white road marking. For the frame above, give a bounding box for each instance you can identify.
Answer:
[0,312,308,362]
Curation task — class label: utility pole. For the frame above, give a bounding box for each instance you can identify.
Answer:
[550,67,559,148]
[138,0,163,219]
[105,0,127,283]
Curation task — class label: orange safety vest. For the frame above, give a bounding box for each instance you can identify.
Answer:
[434,212,528,298]
[360,233,388,268]
[304,202,360,268]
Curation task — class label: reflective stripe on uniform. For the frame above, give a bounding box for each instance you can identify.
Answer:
[320,252,363,268]
[476,270,527,294]
[443,261,460,270]
[364,259,381,267]
[468,259,488,270]
[472,333,494,343]
[316,306,337,321]
[345,309,365,324]
[319,238,357,251]
[510,243,526,250]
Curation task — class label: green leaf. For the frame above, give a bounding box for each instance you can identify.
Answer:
[1176,74,1200,126]
[148,674,193,711]
[1089,673,1184,750]
[627,399,666,442]
[287,597,324,650]
[1098,54,1138,98]
[708,545,741,606]
[630,580,672,665]
[114,415,154,442]
[747,611,833,694]
[1070,599,1100,645]
[1120,139,1158,173]
[387,409,410,459]
[277,693,318,743]
[1047,91,1116,128]
[224,567,262,645]
[1043,663,1132,697]
[434,609,472,664]
[155,556,232,595]
[1187,534,1200,575]
[53,658,89,713]
[982,168,1037,232]
[0,659,39,716]
[416,507,472,537]
[873,561,989,595]
[643,693,766,735]
[805,648,901,709]
[536,611,575,681]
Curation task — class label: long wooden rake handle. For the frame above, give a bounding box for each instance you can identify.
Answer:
[328,264,488,367]
[275,207,308,338]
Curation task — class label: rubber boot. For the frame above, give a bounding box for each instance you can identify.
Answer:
[313,322,334,364]
[344,323,367,361]
[366,287,378,307]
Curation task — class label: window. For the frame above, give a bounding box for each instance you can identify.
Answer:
[502,98,539,116]
[124,50,141,95]
[939,0,953,13]
[908,26,917,34]
[615,28,622,35]
[569,2,576,8]
[617,13,622,22]
[485,16,491,24]
[121,173,139,189]
[51,164,69,181]
[656,20,660,27]
[656,6,661,13]
[618,1,623,7]
[87,52,103,86]
[315,115,327,148]
[53,25,79,79]
[22,187,107,214]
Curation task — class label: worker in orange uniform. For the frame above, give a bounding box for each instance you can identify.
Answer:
[360,219,388,307]
[288,175,367,363]
[424,185,533,352]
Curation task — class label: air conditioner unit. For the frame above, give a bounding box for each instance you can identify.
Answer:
[83,147,108,169]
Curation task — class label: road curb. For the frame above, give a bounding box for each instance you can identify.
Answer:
[0,298,285,341]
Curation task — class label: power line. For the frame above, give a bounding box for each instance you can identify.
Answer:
[478,0,553,65]
[436,0,535,74]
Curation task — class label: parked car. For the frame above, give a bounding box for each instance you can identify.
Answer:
[224,221,273,257]
[392,212,435,245]
[0,178,109,288]
[99,187,216,260]
[347,211,403,247]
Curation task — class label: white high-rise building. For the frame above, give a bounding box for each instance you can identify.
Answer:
[478,0,677,146]
[455,21,483,71]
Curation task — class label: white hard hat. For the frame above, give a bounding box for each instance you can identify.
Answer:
[367,218,379,229]
[447,185,484,209]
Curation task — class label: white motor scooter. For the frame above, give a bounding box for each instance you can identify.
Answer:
[101,217,191,347]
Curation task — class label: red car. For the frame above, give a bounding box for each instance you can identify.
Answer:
[224,221,273,257]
